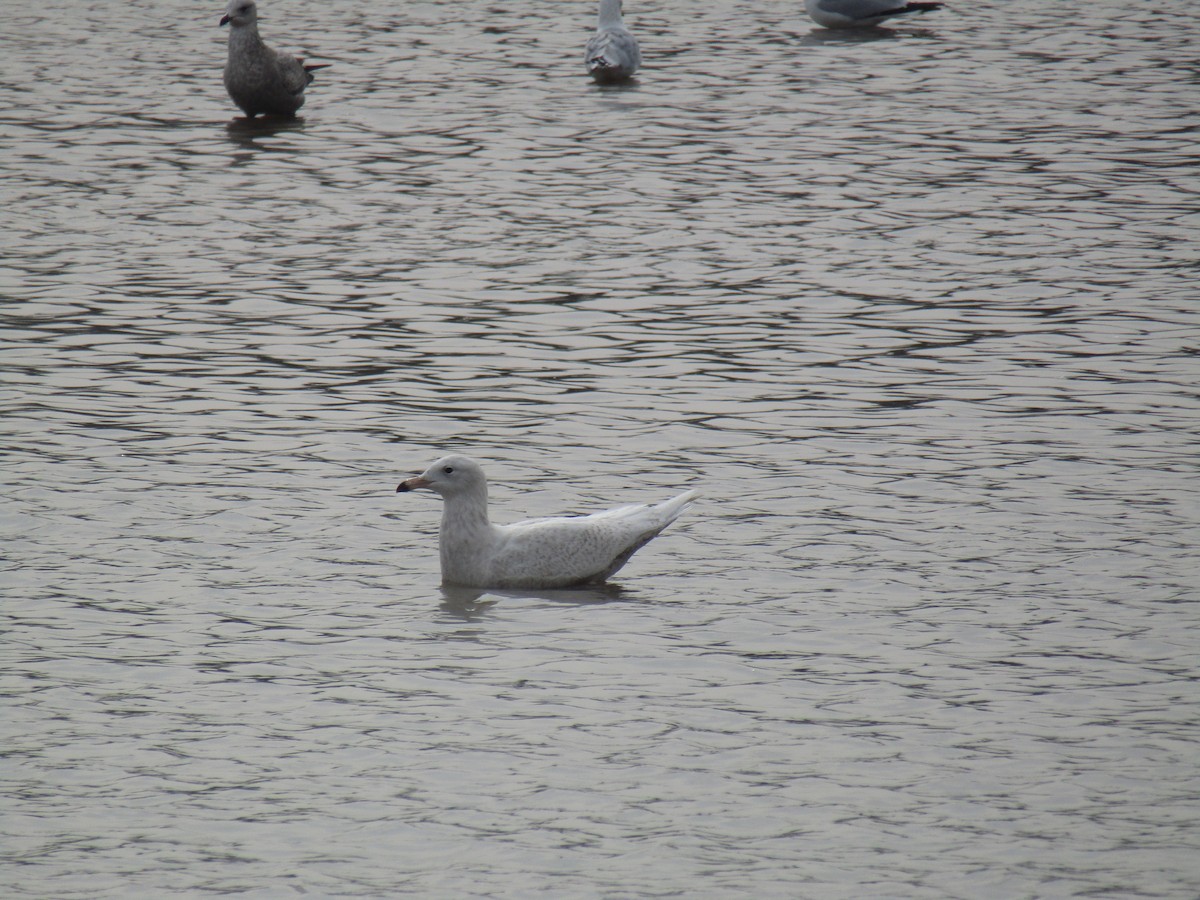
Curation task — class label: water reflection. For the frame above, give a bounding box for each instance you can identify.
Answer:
[590,78,642,92]
[440,582,635,618]
[224,115,307,145]
[797,27,907,46]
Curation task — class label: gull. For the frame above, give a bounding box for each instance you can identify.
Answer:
[219,0,328,118]
[803,0,944,29]
[397,455,697,589]
[585,0,641,84]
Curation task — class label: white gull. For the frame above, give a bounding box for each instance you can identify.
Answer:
[220,0,328,118]
[585,0,641,84]
[397,455,697,589]
[804,0,944,29]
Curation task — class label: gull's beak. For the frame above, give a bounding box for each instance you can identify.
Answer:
[219,14,231,26]
[397,476,431,493]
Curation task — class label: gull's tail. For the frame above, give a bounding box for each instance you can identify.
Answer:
[892,2,943,16]
[655,490,699,526]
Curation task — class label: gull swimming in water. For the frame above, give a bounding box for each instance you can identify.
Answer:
[220,0,327,117]
[803,0,944,29]
[397,455,697,589]
[585,0,641,84]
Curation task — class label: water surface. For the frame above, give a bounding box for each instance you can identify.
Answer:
[3,0,1198,895]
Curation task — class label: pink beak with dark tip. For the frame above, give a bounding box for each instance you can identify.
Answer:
[397,476,431,493]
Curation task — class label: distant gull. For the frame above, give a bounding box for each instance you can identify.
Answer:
[219,0,328,117]
[397,455,697,589]
[803,0,944,29]
[585,0,641,84]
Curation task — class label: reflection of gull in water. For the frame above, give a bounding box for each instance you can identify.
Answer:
[804,0,943,29]
[220,0,328,118]
[585,0,641,84]
[397,455,696,589]
[224,115,305,141]
[439,583,632,618]
[797,27,909,47]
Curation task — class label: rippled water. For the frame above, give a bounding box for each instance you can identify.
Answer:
[3,0,1199,895]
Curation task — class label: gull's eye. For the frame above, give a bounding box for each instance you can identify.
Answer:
[443,466,454,474]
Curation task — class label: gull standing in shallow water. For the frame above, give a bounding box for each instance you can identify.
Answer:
[585,0,641,84]
[220,0,327,118]
[397,456,697,589]
[803,0,943,29]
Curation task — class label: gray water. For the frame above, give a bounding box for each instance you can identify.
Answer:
[3,0,1199,896]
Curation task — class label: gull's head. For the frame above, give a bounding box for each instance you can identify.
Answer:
[397,455,487,497]
[220,0,257,27]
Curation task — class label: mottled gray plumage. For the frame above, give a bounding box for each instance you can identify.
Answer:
[397,455,697,589]
[220,0,325,118]
[804,0,944,29]
[585,0,641,84]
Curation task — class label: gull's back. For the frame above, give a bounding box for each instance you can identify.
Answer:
[487,491,697,588]
[585,1,641,83]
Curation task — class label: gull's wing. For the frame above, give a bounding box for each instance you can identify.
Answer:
[492,491,696,587]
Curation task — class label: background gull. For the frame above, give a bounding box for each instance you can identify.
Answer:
[804,0,944,29]
[397,455,697,589]
[219,0,327,118]
[585,0,641,84]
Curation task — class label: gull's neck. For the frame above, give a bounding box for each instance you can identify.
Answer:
[438,485,493,582]
[598,0,623,29]
[440,486,491,532]
[227,21,264,52]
